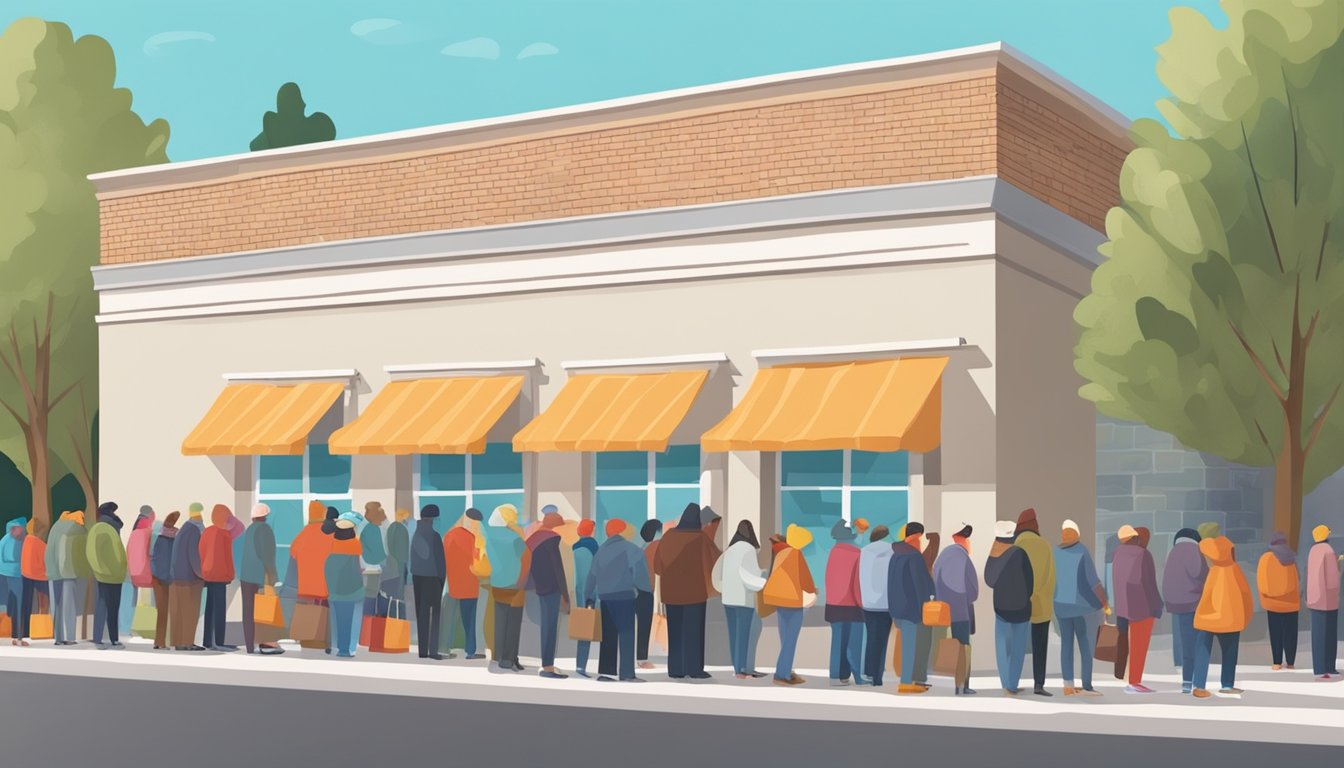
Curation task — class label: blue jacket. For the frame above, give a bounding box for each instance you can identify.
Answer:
[1053,541,1104,618]
[886,541,934,623]
[573,537,597,605]
[0,518,25,578]
[150,530,176,583]
[585,535,651,603]
[240,519,278,586]
[325,551,364,602]
[170,519,205,582]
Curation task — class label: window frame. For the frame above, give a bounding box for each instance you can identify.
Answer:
[591,448,704,522]
[776,449,910,523]
[412,445,527,516]
[255,447,354,553]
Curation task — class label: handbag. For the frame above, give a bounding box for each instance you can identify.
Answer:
[922,597,951,627]
[567,605,602,643]
[1094,620,1120,662]
[131,588,158,638]
[378,598,410,654]
[932,637,962,676]
[254,586,285,628]
[652,609,669,652]
[29,612,53,640]
[291,600,329,648]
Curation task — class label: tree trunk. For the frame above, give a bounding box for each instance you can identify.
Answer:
[25,425,52,536]
[1273,429,1304,550]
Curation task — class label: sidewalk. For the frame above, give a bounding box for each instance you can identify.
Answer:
[1,638,1341,746]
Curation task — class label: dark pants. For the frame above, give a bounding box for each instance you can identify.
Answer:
[538,592,561,667]
[18,577,43,639]
[635,589,654,661]
[202,581,228,647]
[601,597,637,680]
[1267,610,1298,667]
[598,602,618,676]
[151,579,171,648]
[1031,620,1050,688]
[5,577,22,639]
[665,602,707,677]
[412,576,443,657]
[239,582,280,652]
[442,596,477,656]
[491,588,524,666]
[96,582,123,644]
[863,609,892,684]
[1311,608,1339,675]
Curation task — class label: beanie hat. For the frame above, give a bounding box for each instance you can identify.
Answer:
[421,504,440,519]
[465,507,483,522]
[333,518,356,540]
[1196,521,1221,540]
[1118,524,1138,541]
[1061,519,1079,534]
[542,512,565,530]
[1314,524,1331,543]
[138,505,155,519]
[904,521,925,537]
[163,511,181,528]
[188,502,204,517]
[995,520,1017,539]
[1173,527,1200,544]
[831,519,856,542]
[852,518,870,535]
[307,500,325,523]
[577,519,595,537]
[1016,508,1039,534]
[252,503,271,519]
[953,524,972,539]
[605,519,627,538]
[541,504,559,517]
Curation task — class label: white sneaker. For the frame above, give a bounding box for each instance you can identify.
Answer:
[1124,684,1154,694]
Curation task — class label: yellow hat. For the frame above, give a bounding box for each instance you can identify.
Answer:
[1118,524,1138,541]
[1314,525,1331,543]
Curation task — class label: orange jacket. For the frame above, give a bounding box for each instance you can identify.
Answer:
[290,522,333,600]
[1194,537,1253,633]
[1256,551,1301,613]
[762,548,816,608]
[21,536,46,581]
[444,526,483,600]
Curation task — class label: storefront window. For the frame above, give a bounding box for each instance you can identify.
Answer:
[779,449,909,602]
[416,442,525,536]
[594,445,701,531]
[257,444,353,556]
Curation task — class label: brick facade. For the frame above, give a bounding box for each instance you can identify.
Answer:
[98,61,1128,265]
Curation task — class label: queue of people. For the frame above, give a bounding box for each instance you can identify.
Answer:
[0,498,1341,702]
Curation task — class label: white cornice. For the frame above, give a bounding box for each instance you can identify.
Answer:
[223,369,359,383]
[755,339,968,365]
[384,359,541,377]
[561,353,729,371]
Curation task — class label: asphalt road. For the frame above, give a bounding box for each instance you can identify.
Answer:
[0,671,1329,768]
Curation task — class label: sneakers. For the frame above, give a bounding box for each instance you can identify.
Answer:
[1124,684,1154,694]
[897,684,926,694]
[1079,688,1103,697]
[829,679,852,687]
[1192,688,1212,699]
[539,670,569,680]
[1062,686,1079,696]
[1032,687,1053,697]
[688,671,712,680]
[1317,674,1334,681]
[1181,682,1193,694]
[773,675,805,686]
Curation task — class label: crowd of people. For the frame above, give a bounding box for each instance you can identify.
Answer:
[0,500,1341,700]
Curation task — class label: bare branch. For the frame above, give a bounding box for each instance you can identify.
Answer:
[48,379,81,412]
[0,395,30,435]
[1270,338,1289,378]
[1252,418,1274,455]
[1304,381,1343,458]
[1227,318,1287,403]
[1285,70,1300,207]
[1316,220,1331,283]
[1241,121,1287,273]
[5,326,37,413]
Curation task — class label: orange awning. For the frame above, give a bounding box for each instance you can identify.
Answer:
[701,357,947,452]
[328,376,524,455]
[513,370,707,452]
[181,382,345,456]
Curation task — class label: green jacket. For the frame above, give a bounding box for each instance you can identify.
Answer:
[46,513,92,580]
[87,521,128,584]
[1014,530,1055,623]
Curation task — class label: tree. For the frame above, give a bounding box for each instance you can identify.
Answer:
[1075,0,1344,549]
[249,82,336,151]
[0,18,169,533]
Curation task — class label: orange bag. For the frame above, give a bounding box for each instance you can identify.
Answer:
[29,612,53,640]
[371,598,409,654]
[0,613,10,637]
[254,586,285,628]
[922,599,951,627]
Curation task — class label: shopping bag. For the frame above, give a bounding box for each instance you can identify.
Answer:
[567,606,602,643]
[922,599,951,627]
[291,601,329,649]
[755,590,775,619]
[1094,620,1120,662]
[0,612,10,637]
[890,625,901,674]
[131,588,158,639]
[932,637,962,676]
[652,610,669,653]
[378,598,410,654]
[254,586,285,628]
[29,612,53,640]
[360,615,374,648]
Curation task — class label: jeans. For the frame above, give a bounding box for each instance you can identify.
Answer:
[725,605,754,675]
[995,617,1029,691]
[202,581,228,647]
[1311,608,1339,675]
[3,576,21,639]
[863,610,892,684]
[829,621,865,682]
[895,618,922,684]
[774,607,804,680]
[18,577,42,639]
[538,592,561,667]
[1030,620,1050,688]
[1171,612,1197,685]
[601,597,638,680]
[442,596,478,656]
[636,589,654,661]
[666,602,707,677]
[411,576,443,657]
[51,578,78,643]
[576,593,593,673]
[330,598,362,656]
[1193,630,1240,690]
[746,610,762,672]
[1057,614,1094,688]
[1266,610,1298,667]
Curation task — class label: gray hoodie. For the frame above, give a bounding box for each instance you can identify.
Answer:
[1161,536,1207,615]
[859,540,894,611]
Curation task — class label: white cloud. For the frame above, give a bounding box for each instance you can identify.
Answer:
[143,30,216,57]
[441,37,500,60]
[517,42,559,60]
[350,18,426,45]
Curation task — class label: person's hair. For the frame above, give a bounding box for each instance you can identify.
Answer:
[904,521,925,537]
[870,525,890,542]
[639,519,663,543]
[164,511,181,528]
[730,520,759,549]
[954,524,972,539]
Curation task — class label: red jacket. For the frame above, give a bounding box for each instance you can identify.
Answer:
[824,542,863,608]
[199,504,242,583]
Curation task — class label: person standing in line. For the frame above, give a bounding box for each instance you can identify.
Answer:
[1011,508,1055,697]
[887,521,934,694]
[358,502,389,625]
[762,524,816,686]
[88,503,128,649]
[859,525,894,687]
[822,520,866,686]
[409,504,447,661]
[654,503,721,680]
[1306,525,1341,680]
[443,507,487,661]
[169,504,207,651]
[126,507,156,622]
[148,513,179,649]
[483,504,528,672]
[636,519,663,670]
[239,504,283,655]
[199,504,243,651]
[2,517,25,646]
[18,519,48,646]
[1257,531,1300,672]
[527,510,570,679]
[1162,528,1206,693]
[1112,524,1163,694]
[1191,533,1253,698]
[46,510,87,646]
[586,518,652,682]
[713,520,766,679]
[934,524,979,695]
[326,518,365,658]
[985,520,1033,696]
[572,519,599,678]
[387,508,413,602]
[1053,519,1107,697]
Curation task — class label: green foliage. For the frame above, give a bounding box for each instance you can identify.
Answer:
[1076,0,1344,495]
[249,82,336,151]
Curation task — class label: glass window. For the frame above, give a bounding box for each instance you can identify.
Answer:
[473,443,524,491]
[655,445,701,485]
[655,486,701,525]
[595,451,647,487]
[258,455,303,495]
[415,443,525,529]
[595,489,648,532]
[309,445,352,495]
[421,454,467,493]
[593,445,701,523]
[851,451,909,487]
[257,442,353,552]
[266,499,306,555]
[780,450,844,487]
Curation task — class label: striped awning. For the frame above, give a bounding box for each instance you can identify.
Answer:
[513,370,707,452]
[328,376,524,455]
[181,382,345,456]
[700,357,946,452]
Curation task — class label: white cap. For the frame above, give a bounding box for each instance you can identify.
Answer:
[995,520,1017,538]
[251,503,270,519]
[1062,519,1079,533]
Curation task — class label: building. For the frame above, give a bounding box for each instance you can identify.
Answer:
[91,43,1128,665]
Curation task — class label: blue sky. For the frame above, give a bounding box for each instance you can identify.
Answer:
[2,0,1224,162]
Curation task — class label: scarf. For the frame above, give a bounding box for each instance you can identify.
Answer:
[1268,531,1296,566]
